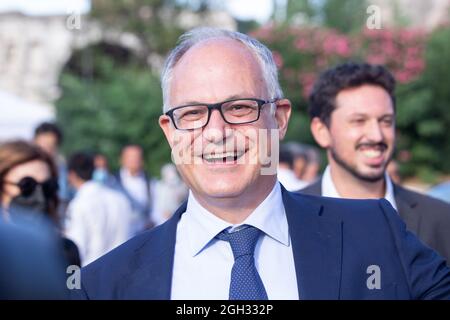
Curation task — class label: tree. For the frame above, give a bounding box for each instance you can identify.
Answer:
[57,45,170,175]
[395,26,450,181]
[56,0,189,176]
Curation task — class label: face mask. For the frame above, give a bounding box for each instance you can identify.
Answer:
[6,177,57,215]
[93,168,108,183]
[10,184,48,214]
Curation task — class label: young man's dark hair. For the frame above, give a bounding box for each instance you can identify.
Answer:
[34,122,63,146]
[308,62,396,126]
[68,152,94,181]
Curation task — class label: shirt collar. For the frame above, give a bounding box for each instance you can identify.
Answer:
[322,165,397,209]
[120,168,144,179]
[184,181,290,257]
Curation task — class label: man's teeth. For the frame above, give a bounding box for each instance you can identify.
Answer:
[361,149,383,158]
[203,151,243,162]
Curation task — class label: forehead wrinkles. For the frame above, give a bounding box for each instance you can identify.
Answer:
[169,39,267,104]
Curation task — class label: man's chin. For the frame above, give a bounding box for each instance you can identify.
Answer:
[353,167,386,183]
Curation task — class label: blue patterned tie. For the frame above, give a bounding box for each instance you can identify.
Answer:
[216,225,268,300]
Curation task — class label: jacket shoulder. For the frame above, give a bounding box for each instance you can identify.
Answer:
[396,185,450,218]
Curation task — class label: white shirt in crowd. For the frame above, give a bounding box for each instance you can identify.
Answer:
[171,182,299,300]
[64,180,136,266]
[120,168,150,210]
[321,165,398,210]
[277,167,308,192]
[152,164,188,226]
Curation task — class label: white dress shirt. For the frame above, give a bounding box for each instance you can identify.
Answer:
[171,182,299,300]
[120,169,150,210]
[321,166,397,210]
[64,181,136,266]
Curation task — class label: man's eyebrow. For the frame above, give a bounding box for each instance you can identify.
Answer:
[348,112,394,118]
[348,112,368,117]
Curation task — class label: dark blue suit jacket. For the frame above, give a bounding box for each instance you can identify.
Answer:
[71,186,450,299]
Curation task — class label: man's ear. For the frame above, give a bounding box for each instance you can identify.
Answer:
[274,99,291,140]
[310,117,332,148]
[159,115,175,148]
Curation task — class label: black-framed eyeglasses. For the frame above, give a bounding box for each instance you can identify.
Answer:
[4,176,58,198]
[164,98,278,130]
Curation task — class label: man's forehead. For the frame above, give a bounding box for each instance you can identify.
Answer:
[123,146,142,155]
[177,37,253,65]
[168,38,266,106]
[334,84,394,113]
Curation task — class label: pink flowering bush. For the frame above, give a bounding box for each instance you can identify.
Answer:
[252,25,426,100]
[357,29,426,84]
[253,24,450,180]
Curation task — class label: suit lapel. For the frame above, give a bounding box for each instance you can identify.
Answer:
[394,184,420,233]
[299,178,322,196]
[128,202,187,299]
[133,188,344,299]
[282,187,342,299]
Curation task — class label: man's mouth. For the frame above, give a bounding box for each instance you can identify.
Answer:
[357,144,387,159]
[202,150,246,163]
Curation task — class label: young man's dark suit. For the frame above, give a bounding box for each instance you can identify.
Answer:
[300,179,450,266]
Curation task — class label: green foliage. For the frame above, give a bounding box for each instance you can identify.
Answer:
[253,22,450,179]
[91,0,184,55]
[395,26,450,179]
[55,1,450,181]
[56,54,170,176]
[56,0,187,176]
[322,0,367,33]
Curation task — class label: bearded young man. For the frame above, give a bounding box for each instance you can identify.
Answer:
[301,62,450,265]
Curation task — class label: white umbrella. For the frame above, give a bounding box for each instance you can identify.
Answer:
[0,90,55,141]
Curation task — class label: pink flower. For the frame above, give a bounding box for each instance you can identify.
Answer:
[295,37,309,51]
[299,72,317,98]
[272,51,284,68]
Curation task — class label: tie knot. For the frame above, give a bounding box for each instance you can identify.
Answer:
[216,225,262,259]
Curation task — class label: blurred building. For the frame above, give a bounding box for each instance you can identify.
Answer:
[0,1,236,140]
[371,0,449,30]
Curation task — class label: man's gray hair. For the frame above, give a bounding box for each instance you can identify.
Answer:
[161,27,284,112]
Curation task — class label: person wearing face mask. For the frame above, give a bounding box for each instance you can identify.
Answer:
[0,140,81,267]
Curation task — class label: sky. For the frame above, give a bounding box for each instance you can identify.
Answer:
[225,0,274,23]
[0,0,91,15]
[0,0,273,23]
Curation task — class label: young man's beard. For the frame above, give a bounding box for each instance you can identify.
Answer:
[330,146,393,183]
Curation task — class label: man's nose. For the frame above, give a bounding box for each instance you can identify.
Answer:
[365,120,384,142]
[202,109,232,143]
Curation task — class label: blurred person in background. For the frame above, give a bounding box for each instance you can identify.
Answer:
[301,62,450,264]
[302,145,321,183]
[92,153,116,187]
[115,144,155,230]
[283,142,308,181]
[428,181,450,204]
[65,152,136,266]
[0,140,80,267]
[277,144,308,191]
[34,122,72,215]
[386,159,402,185]
[151,163,188,226]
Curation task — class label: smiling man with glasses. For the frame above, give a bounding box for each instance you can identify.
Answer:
[72,28,450,300]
